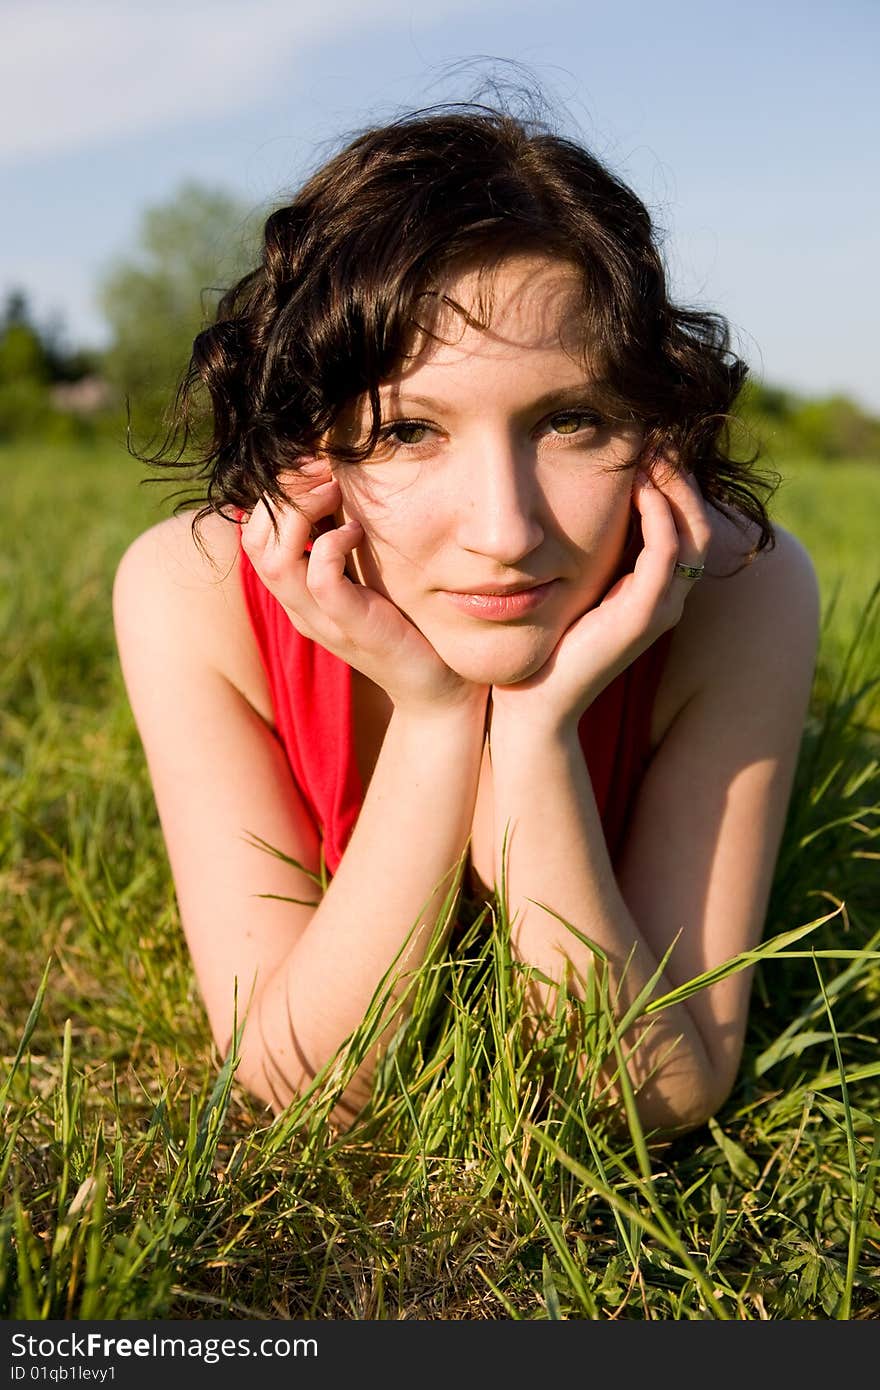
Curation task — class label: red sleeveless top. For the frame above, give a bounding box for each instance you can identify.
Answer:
[238,538,671,874]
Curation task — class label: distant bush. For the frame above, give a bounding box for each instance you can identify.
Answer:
[0,290,117,446]
[738,381,880,462]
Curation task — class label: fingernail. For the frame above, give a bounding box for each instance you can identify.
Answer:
[309,479,337,497]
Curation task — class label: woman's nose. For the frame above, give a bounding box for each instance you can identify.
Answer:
[454,437,545,565]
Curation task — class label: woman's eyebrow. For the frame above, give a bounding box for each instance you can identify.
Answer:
[379,384,600,416]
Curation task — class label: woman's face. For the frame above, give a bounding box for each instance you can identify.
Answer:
[333,253,643,686]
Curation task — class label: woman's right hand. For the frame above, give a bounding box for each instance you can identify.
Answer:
[240,462,487,718]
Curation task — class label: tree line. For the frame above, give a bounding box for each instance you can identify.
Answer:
[2,182,878,463]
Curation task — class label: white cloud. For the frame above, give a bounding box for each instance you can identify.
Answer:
[0,0,498,164]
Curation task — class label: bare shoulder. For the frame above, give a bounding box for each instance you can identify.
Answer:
[696,507,820,644]
[651,507,821,746]
[112,508,273,724]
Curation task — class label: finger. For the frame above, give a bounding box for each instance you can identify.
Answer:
[239,493,276,557]
[626,472,680,603]
[279,473,340,543]
[240,506,320,640]
[650,468,712,596]
[653,467,711,564]
[307,520,420,655]
[241,496,308,591]
[241,489,341,643]
[290,458,334,485]
[306,520,374,625]
[246,462,336,552]
[623,470,710,630]
[243,479,339,584]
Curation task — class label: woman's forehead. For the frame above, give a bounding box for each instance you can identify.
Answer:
[392,255,590,383]
[425,253,585,344]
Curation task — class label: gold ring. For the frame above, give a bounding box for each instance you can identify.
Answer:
[674,562,705,580]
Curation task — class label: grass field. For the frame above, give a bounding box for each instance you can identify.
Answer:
[1,440,878,1320]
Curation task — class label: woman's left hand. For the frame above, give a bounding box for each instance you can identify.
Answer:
[490,464,713,734]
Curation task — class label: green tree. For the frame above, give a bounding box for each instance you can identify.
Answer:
[0,293,50,382]
[0,290,54,438]
[790,394,880,460]
[738,378,880,464]
[97,182,262,443]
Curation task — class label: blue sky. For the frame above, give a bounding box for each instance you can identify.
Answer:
[3,0,878,409]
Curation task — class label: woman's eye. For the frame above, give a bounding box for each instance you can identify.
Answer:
[376,420,434,449]
[374,409,603,453]
[547,410,602,437]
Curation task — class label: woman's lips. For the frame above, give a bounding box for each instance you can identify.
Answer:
[440,579,559,620]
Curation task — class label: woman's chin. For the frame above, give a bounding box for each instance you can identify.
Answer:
[433,632,556,687]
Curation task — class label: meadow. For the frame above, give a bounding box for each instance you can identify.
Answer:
[1,439,878,1320]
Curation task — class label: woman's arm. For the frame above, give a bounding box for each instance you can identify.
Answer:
[113,492,487,1126]
[488,473,820,1134]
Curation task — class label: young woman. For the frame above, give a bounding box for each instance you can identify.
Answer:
[112,104,820,1136]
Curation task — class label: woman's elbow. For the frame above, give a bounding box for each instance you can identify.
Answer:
[230,1040,371,1133]
[633,1067,737,1138]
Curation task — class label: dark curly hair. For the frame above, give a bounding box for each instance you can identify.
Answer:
[142,99,776,558]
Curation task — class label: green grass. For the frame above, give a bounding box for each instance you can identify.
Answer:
[1,440,879,1320]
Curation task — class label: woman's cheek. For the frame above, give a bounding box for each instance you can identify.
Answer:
[566,494,633,604]
[336,502,415,598]
[343,479,441,588]
[336,483,384,588]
